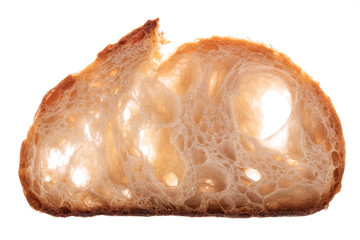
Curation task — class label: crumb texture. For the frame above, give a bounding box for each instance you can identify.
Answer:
[19,19,345,217]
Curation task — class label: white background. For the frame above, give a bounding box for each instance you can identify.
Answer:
[1,0,359,239]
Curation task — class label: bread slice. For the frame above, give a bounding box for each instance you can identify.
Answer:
[19,19,345,217]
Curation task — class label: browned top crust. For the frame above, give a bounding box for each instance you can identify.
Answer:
[97,18,159,59]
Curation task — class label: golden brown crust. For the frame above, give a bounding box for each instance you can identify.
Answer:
[306,80,345,209]
[19,130,43,213]
[19,19,345,217]
[28,203,324,218]
[97,18,159,59]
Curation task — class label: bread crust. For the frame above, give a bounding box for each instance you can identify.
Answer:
[19,19,345,217]
[306,80,345,209]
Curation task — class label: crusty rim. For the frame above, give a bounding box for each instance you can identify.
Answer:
[19,19,345,217]
[21,198,329,217]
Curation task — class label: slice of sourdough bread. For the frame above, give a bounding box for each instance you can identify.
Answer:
[19,19,345,217]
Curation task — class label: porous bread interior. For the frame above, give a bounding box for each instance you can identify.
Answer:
[20,20,344,216]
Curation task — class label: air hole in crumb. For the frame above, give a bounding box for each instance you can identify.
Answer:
[123,106,131,122]
[233,74,292,140]
[244,168,261,182]
[198,166,227,193]
[139,129,155,162]
[219,198,234,211]
[71,166,89,187]
[69,89,77,99]
[335,142,341,151]
[66,114,76,123]
[207,70,223,99]
[303,109,311,129]
[259,183,276,196]
[238,183,250,192]
[331,151,339,166]
[324,139,332,152]
[286,157,299,167]
[309,117,327,144]
[192,147,207,165]
[84,123,91,140]
[259,90,291,138]
[91,81,107,88]
[199,178,217,192]
[333,168,340,180]
[121,189,132,199]
[272,155,284,162]
[197,135,205,144]
[114,85,120,95]
[44,90,60,106]
[220,140,237,161]
[165,172,178,186]
[35,133,39,145]
[315,124,327,144]
[123,100,138,123]
[246,191,263,204]
[45,175,51,182]
[47,145,75,170]
[108,68,118,76]
[185,195,202,209]
[301,166,316,180]
[90,107,101,119]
